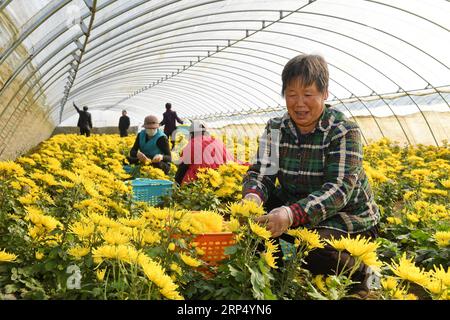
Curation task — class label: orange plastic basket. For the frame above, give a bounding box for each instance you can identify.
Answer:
[192,232,236,265]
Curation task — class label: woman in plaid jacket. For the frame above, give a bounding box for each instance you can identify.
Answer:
[242,54,380,299]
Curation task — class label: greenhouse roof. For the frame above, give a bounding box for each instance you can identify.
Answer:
[0,0,449,143]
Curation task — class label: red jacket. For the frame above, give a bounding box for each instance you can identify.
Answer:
[180,135,235,184]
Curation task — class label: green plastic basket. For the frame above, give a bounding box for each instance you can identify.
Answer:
[131,178,173,205]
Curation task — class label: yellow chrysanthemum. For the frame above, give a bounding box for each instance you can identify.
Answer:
[68,246,90,260]
[228,200,265,218]
[181,211,224,234]
[96,268,107,281]
[287,228,324,250]
[170,263,183,276]
[390,253,429,286]
[0,161,25,177]
[430,265,450,287]
[325,236,347,251]
[30,172,59,186]
[92,244,140,265]
[69,222,95,239]
[325,235,382,271]
[403,293,418,300]
[392,286,409,300]
[208,169,223,188]
[0,249,18,262]
[262,250,277,269]
[17,157,36,167]
[440,179,450,189]
[421,188,447,197]
[341,235,380,257]
[406,213,420,223]
[434,231,450,247]
[118,217,145,228]
[425,278,446,296]
[140,230,161,245]
[10,181,21,190]
[25,206,63,232]
[386,217,402,225]
[82,180,100,198]
[403,191,416,201]
[179,253,202,268]
[381,276,398,291]
[195,247,205,255]
[74,199,108,214]
[138,255,184,300]
[35,251,44,260]
[313,275,327,293]
[224,217,240,233]
[262,239,280,269]
[359,251,383,272]
[168,243,176,251]
[102,229,130,245]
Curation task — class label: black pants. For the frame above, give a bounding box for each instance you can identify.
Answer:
[80,127,91,137]
[263,193,378,284]
[120,129,128,137]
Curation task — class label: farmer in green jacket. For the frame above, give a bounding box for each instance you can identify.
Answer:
[242,54,380,299]
[127,115,172,174]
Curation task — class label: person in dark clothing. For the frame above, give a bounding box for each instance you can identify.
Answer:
[159,102,183,149]
[73,102,93,137]
[118,110,130,137]
[127,115,171,174]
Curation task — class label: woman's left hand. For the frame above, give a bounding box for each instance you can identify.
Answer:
[254,206,293,238]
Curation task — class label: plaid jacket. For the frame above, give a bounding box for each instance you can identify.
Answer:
[243,106,380,233]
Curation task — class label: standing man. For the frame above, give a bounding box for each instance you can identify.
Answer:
[160,102,183,149]
[119,110,130,137]
[73,102,93,137]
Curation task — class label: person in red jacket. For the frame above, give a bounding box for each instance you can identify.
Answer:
[175,120,235,185]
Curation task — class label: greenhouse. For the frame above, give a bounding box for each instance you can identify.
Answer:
[0,0,449,302]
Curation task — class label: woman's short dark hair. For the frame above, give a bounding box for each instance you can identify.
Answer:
[281,54,329,96]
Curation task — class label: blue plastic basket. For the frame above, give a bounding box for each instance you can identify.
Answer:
[176,124,190,134]
[131,178,173,205]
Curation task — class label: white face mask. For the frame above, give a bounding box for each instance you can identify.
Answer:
[146,128,157,136]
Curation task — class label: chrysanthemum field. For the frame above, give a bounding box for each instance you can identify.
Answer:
[0,134,448,300]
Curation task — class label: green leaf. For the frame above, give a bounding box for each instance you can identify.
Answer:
[4,284,18,294]
[410,230,430,242]
[228,265,246,282]
[44,260,57,271]
[246,264,265,300]
[262,286,277,300]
